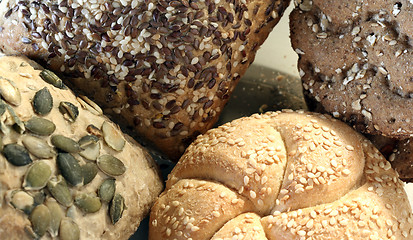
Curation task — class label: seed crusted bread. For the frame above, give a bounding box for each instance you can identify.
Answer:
[149,110,413,239]
[290,0,413,138]
[0,56,163,240]
[0,0,291,160]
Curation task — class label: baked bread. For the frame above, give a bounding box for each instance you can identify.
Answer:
[149,110,413,239]
[0,0,291,160]
[0,56,163,239]
[290,0,413,139]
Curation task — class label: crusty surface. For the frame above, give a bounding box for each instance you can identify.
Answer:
[0,0,291,160]
[290,0,413,138]
[149,110,413,239]
[0,56,163,239]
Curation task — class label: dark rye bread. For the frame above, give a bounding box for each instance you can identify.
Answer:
[0,0,291,160]
[290,0,413,139]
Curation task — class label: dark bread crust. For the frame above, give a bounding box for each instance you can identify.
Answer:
[290,0,413,138]
[0,0,291,160]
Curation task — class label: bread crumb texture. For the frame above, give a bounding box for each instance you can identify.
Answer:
[0,56,163,240]
[149,110,413,240]
[291,0,413,138]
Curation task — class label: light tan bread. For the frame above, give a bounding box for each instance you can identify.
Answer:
[149,110,413,239]
[0,0,291,160]
[0,56,163,239]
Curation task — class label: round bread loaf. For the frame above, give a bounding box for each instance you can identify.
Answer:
[0,0,291,160]
[290,0,413,139]
[0,56,163,239]
[149,110,413,239]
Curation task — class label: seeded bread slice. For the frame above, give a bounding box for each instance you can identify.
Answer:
[0,56,163,240]
[0,0,291,160]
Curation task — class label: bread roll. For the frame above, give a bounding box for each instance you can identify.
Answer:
[149,110,413,239]
[0,0,291,160]
[0,56,163,239]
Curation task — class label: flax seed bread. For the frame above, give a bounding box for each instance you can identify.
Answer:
[149,110,413,239]
[0,0,291,160]
[0,56,163,239]
[290,0,413,139]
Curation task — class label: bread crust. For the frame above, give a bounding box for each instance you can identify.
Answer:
[0,0,291,160]
[0,56,163,239]
[149,110,413,239]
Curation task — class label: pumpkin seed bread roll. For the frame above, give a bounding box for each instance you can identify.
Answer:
[149,110,413,239]
[0,56,163,240]
[0,0,291,160]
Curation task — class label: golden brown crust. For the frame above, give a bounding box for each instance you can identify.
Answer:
[149,110,413,239]
[0,0,291,160]
[0,56,163,239]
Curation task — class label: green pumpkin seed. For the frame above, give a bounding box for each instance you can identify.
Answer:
[102,121,125,151]
[74,192,102,213]
[8,190,35,214]
[98,178,116,203]
[79,141,100,161]
[39,69,65,89]
[97,155,126,176]
[45,198,65,238]
[23,161,52,190]
[0,135,3,152]
[78,135,99,149]
[59,217,80,240]
[59,102,79,122]
[29,204,51,237]
[6,104,25,134]
[0,99,6,116]
[51,135,81,153]
[86,124,102,137]
[22,135,56,159]
[25,117,56,136]
[0,77,21,106]
[47,176,73,207]
[110,194,125,224]
[3,143,32,166]
[81,162,98,185]
[56,153,83,187]
[32,87,53,115]
[32,191,46,207]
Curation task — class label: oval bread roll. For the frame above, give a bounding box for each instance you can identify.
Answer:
[149,110,413,239]
[0,56,163,240]
[0,0,291,160]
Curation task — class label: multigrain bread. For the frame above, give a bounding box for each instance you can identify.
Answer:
[0,0,291,160]
[0,56,163,239]
[149,110,413,239]
[290,0,413,138]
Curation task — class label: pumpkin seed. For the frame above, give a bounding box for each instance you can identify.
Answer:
[22,135,56,158]
[74,192,102,213]
[8,190,35,214]
[98,178,116,203]
[6,104,25,134]
[45,198,65,238]
[51,135,81,153]
[59,217,80,240]
[79,141,100,161]
[39,69,65,89]
[86,124,102,137]
[77,95,103,116]
[23,161,52,190]
[56,153,83,187]
[0,77,21,106]
[29,204,51,237]
[47,176,73,207]
[0,135,3,152]
[102,121,125,151]
[97,155,126,176]
[81,162,98,185]
[78,135,99,149]
[0,99,6,116]
[25,117,56,136]
[59,102,79,122]
[3,143,32,166]
[110,194,125,224]
[32,191,46,207]
[32,87,53,115]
